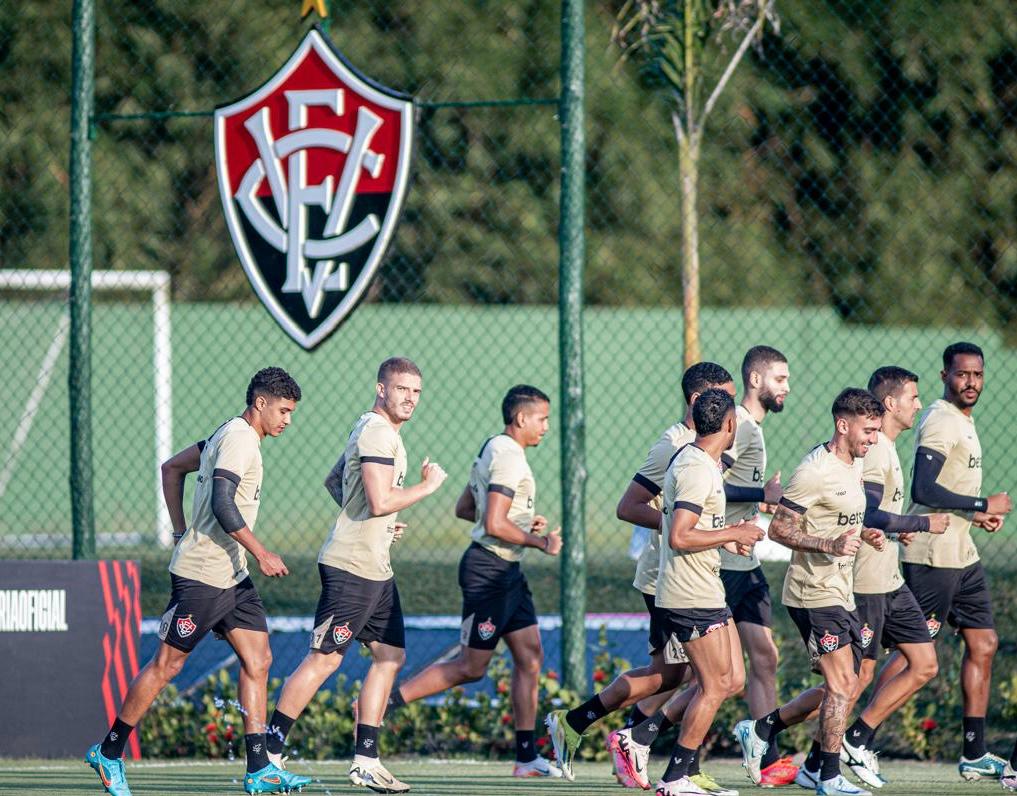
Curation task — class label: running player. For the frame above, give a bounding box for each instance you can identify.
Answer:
[734,388,884,796]
[383,385,562,778]
[885,342,1012,780]
[833,367,948,789]
[546,363,736,786]
[264,358,447,794]
[720,346,792,786]
[86,367,308,796]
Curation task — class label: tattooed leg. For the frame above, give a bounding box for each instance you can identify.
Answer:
[817,646,858,753]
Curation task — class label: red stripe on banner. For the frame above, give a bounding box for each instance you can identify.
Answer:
[122,562,140,675]
[99,632,116,729]
[97,561,114,622]
[110,563,129,703]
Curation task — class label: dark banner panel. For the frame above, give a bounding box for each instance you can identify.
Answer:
[0,560,141,759]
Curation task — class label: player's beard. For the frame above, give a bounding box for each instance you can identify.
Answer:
[760,390,785,413]
[953,387,980,408]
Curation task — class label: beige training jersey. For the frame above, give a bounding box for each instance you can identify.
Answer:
[655,444,728,610]
[854,432,905,594]
[721,404,766,571]
[631,422,696,595]
[170,417,262,589]
[318,412,407,581]
[469,434,536,562]
[780,443,865,610]
[904,399,982,569]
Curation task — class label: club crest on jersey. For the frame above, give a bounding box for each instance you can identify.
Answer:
[333,622,353,646]
[927,616,942,638]
[176,614,197,638]
[819,631,840,652]
[860,623,874,649]
[214,26,414,350]
[477,617,497,641]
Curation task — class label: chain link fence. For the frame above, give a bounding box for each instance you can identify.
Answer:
[3,1,1017,743]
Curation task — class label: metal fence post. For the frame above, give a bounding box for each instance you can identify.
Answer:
[558,0,587,691]
[69,0,96,559]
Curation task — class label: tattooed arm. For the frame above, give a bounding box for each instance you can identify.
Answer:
[767,501,861,556]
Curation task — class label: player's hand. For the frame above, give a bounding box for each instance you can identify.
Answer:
[732,521,765,547]
[975,514,1005,533]
[392,521,407,542]
[722,541,739,554]
[541,527,562,556]
[420,457,448,492]
[927,513,950,534]
[530,515,548,533]
[763,471,783,505]
[831,529,861,556]
[759,502,779,515]
[896,532,915,547]
[861,527,886,551]
[986,492,1012,515]
[257,550,289,577]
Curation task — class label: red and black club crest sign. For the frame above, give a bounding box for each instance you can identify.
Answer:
[215,27,414,349]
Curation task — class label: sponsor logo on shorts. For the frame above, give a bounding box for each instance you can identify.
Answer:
[927,616,942,638]
[333,622,353,646]
[860,623,874,649]
[478,617,497,641]
[818,631,840,652]
[176,614,197,638]
[704,621,726,635]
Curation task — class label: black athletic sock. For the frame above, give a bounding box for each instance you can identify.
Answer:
[819,750,840,781]
[384,687,407,718]
[516,729,537,763]
[355,724,380,759]
[630,710,673,746]
[662,743,695,782]
[266,710,296,755]
[761,741,781,769]
[756,708,787,744]
[687,746,701,777]
[99,717,134,759]
[565,694,609,734]
[624,704,650,730]
[963,716,987,759]
[846,717,875,749]
[245,734,270,773]
[803,739,821,773]
[1009,736,1017,770]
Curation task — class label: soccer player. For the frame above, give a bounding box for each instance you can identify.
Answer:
[642,388,764,796]
[884,342,1012,780]
[264,358,447,794]
[719,346,791,785]
[547,363,736,786]
[833,367,949,789]
[382,385,562,778]
[734,388,884,796]
[86,367,309,796]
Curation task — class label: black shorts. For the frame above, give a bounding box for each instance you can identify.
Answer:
[641,591,689,664]
[787,605,861,674]
[902,561,995,637]
[158,575,267,653]
[458,543,538,650]
[310,564,405,654]
[656,606,731,648]
[720,567,772,628]
[854,585,932,660]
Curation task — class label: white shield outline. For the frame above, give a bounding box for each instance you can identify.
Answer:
[214,26,414,350]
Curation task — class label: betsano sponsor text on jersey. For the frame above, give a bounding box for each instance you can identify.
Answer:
[0,589,69,631]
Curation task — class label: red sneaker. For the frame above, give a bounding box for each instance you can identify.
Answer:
[759,756,799,787]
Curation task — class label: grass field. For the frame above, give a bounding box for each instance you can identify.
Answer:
[0,757,991,795]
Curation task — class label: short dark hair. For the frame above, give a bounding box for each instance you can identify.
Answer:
[502,384,551,425]
[246,367,301,407]
[867,366,919,403]
[943,342,983,371]
[681,362,734,403]
[378,356,422,383]
[693,388,736,435]
[741,345,788,386]
[831,388,884,420]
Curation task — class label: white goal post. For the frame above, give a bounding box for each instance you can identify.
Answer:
[0,269,174,547]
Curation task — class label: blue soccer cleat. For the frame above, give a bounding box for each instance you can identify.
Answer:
[243,763,312,793]
[959,753,1008,781]
[85,743,132,796]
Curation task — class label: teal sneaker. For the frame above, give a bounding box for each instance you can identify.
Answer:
[243,763,312,793]
[959,753,1008,781]
[85,743,132,796]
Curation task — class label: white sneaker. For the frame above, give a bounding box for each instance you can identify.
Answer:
[349,757,410,793]
[512,756,562,778]
[817,773,872,796]
[1001,763,1017,792]
[654,775,709,795]
[732,719,768,785]
[794,766,820,790]
[839,737,885,789]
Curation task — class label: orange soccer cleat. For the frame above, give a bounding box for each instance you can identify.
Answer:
[759,756,799,788]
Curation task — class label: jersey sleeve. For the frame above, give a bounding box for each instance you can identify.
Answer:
[722,418,753,471]
[357,422,399,465]
[861,438,890,486]
[917,410,957,458]
[780,459,822,514]
[634,436,671,496]
[673,458,713,514]
[488,444,526,497]
[214,427,257,482]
